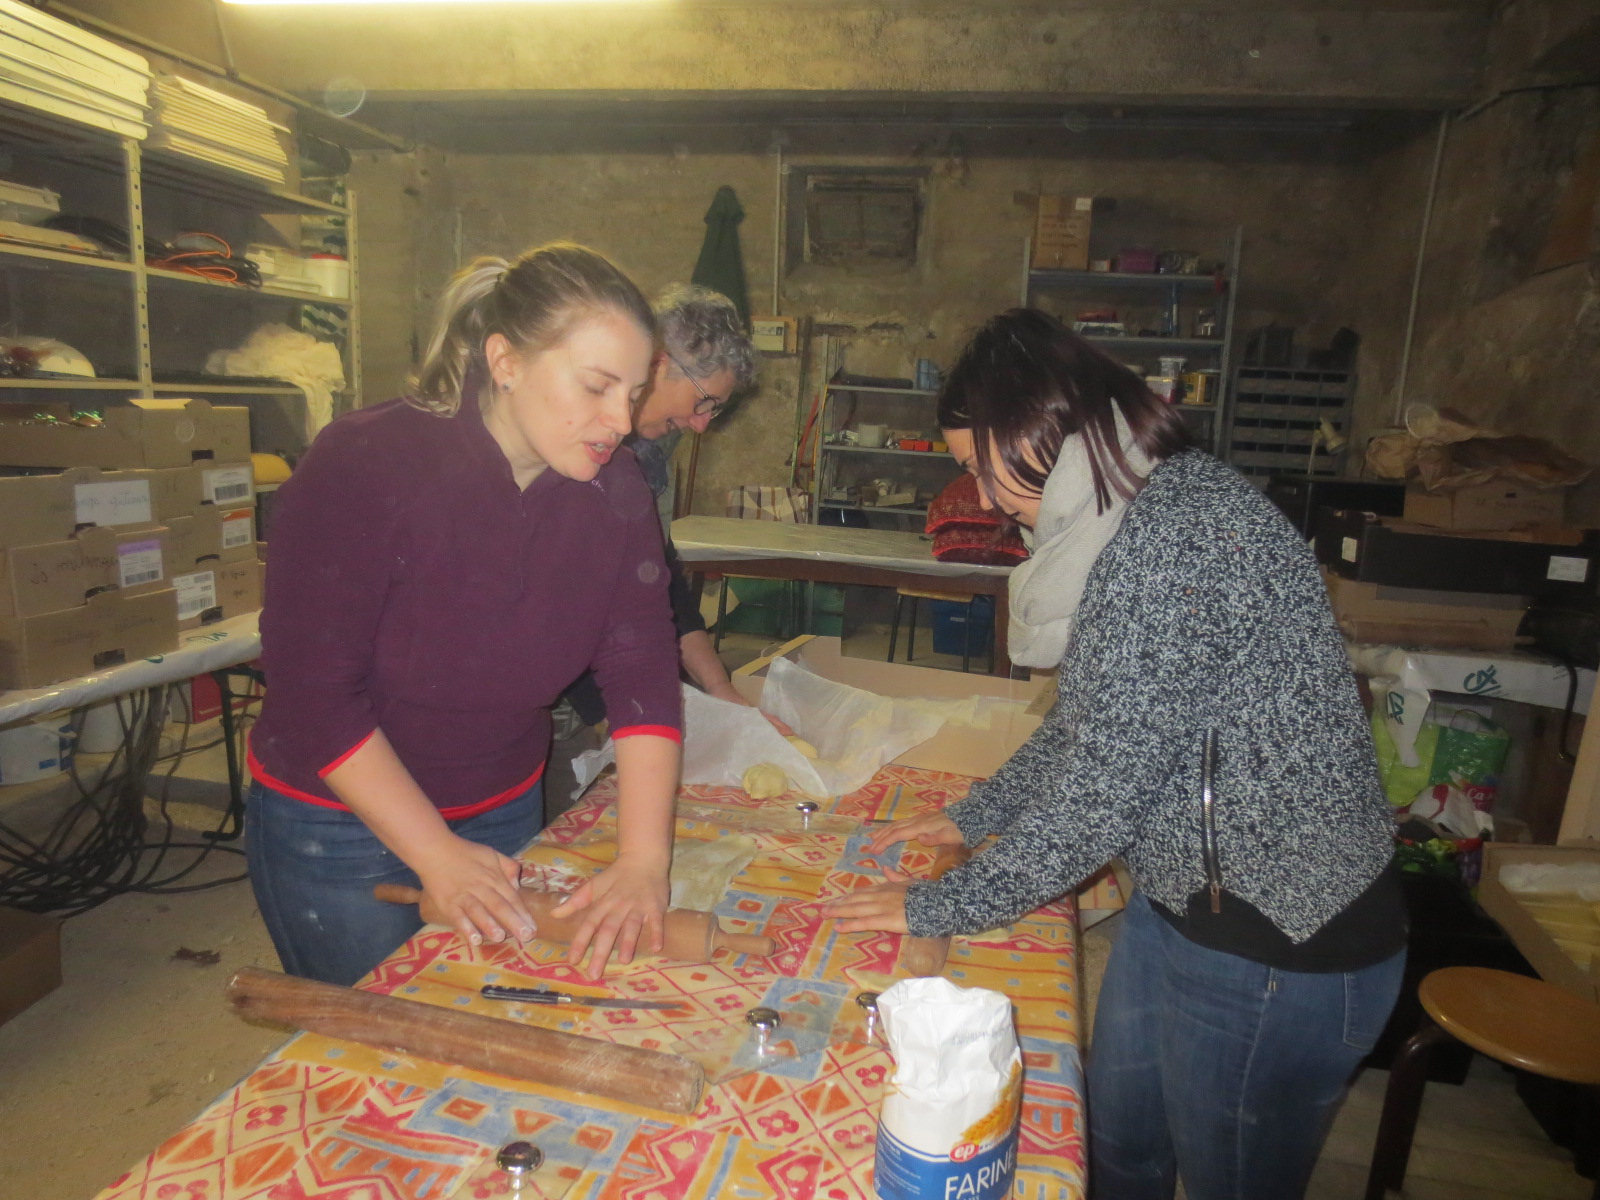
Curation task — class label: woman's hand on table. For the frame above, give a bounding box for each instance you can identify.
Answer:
[550,852,670,979]
[863,812,964,857]
[413,835,535,948]
[823,867,913,933]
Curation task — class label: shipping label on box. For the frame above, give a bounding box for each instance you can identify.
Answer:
[173,570,218,623]
[219,508,255,554]
[1032,194,1093,270]
[202,462,254,507]
[116,539,163,588]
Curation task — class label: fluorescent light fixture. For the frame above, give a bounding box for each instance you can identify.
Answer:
[223,1,653,5]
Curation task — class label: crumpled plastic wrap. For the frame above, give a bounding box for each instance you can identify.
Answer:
[205,323,345,436]
[1366,403,1591,493]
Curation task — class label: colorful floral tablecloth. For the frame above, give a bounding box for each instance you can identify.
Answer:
[97,765,1085,1200]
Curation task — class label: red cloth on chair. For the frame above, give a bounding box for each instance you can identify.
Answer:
[925,473,1030,566]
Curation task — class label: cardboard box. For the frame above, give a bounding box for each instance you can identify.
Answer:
[0,523,171,619]
[0,399,250,469]
[1322,570,1528,652]
[174,559,262,630]
[0,906,61,1026]
[732,635,1050,779]
[0,473,74,550]
[1032,195,1093,271]
[0,587,178,690]
[166,503,257,571]
[1315,508,1599,598]
[1479,842,1600,1004]
[1404,483,1567,532]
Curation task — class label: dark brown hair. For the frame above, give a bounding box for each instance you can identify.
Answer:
[410,242,654,416]
[936,308,1195,513]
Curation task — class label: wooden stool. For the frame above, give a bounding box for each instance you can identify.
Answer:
[887,587,993,674]
[1365,966,1600,1200]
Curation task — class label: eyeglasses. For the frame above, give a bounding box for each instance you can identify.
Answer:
[669,355,728,418]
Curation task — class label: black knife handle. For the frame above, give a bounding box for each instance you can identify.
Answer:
[481,985,563,1004]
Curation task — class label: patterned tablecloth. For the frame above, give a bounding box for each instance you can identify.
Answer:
[96,765,1085,1200]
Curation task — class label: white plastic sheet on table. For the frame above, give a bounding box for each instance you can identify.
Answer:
[0,613,261,727]
[1349,641,1594,769]
[670,515,1013,578]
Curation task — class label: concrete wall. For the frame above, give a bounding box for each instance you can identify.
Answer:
[351,124,1411,513]
[1332,0,1600,519]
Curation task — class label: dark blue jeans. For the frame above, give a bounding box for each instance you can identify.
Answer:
[1087,891,1405,1200]
[245,779,542,987]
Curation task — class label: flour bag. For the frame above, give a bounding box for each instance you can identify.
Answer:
[874,977,1023,1200]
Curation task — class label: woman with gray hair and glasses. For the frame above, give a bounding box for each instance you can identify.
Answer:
[563,284,783,726]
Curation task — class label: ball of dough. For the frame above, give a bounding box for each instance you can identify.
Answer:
[742,763,789,799]
[785,735,819,759]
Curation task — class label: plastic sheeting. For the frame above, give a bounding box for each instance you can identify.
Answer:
[1350,641,1593,771]
[0,613,260,726]
[670,515,1014,578]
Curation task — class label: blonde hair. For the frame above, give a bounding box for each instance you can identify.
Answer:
[410,242,654,416]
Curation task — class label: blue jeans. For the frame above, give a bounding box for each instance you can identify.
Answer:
[1087,891,1405,1200]
[245,779,542,987]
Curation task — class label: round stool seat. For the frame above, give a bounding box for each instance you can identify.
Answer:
[1419,966,1600,1086]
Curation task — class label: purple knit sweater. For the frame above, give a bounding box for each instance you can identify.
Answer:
[249,397,682,816]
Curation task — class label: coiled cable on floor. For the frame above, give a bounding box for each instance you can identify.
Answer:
[0,686,250,916]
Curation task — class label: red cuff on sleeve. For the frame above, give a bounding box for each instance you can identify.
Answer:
[612,724,683,744]
[317,729,376,778]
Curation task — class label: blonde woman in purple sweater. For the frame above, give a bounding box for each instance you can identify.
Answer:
[248,244,683,986]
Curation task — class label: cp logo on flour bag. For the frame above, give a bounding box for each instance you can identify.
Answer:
[873,977,1023,1200]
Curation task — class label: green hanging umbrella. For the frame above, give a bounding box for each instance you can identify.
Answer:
[690,185,751,328]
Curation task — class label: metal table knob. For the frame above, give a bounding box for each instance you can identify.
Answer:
[795,801,818,830]
[856,991,881,1040]
[745,1005,782,1050]
[497,1141,543,1190]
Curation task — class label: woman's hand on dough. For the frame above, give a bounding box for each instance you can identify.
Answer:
[549,852,670,979]
[863,812,964,857]
[412,835,535,948]
[823,867,912,933]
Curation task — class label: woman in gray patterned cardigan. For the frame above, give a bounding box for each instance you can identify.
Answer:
[823,309,1405,1200]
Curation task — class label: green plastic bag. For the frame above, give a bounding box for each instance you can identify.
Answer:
[1428,710,1510,810]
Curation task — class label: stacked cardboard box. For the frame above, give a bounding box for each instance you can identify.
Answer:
[0,399,262,689]
[1314,491,1596,651]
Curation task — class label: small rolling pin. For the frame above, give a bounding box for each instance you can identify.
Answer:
[372,884,776,961]
[898,842,973,978]
[225,967,705,1113]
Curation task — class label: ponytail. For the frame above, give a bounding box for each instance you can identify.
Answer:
[409,243,654,417]
[412,256,508,415]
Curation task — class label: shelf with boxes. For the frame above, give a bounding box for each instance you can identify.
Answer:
[1226,367,1355,485]
[1020,199,1242,460]
[809,379,959,525]
[0,398,264,691]
[0,7,360,463]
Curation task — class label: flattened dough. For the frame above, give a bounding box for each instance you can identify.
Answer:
[670,835,759,910]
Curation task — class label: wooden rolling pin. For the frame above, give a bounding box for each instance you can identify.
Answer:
[372,884,776,961]
[898,843,973,978]
[225,966,705,1114]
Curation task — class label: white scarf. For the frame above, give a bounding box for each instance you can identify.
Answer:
[1007,412,1152,668]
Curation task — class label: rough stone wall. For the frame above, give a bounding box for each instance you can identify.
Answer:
[1332,1,1600,520]
[356,129,1397,513]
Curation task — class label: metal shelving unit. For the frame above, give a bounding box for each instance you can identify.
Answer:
[1021,227,1243,461]
[809,381,960,526]
[0,89,360,457]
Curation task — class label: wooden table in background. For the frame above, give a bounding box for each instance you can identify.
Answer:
[94,765,1084,1200]
[672,516,1017,677]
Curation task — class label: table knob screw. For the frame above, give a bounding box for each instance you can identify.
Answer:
[795,801,818,830]
[856,991,881,1040]
[497,1141,543,1191]
[745,1005,782,1051]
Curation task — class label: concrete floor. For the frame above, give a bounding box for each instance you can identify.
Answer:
[0,629,1590,1199]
